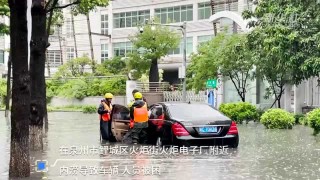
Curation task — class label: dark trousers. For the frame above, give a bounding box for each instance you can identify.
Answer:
[100,120,110,141]
[132,122,148,144]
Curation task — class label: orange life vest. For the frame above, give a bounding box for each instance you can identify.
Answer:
[100,102,112,122]
[133,103,148,123]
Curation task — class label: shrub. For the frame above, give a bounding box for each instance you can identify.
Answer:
[260,108,295,129]
[47,77,127,100]
[219,102,258,124]
[294,114,305,125]
[0,79,7,106]
[306,108,320,135]
[82,105,97,114]
[256,108,265,122]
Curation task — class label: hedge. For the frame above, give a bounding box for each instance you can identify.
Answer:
[260,108,295,129]
[306,108,320,135]
[219,102,259,124]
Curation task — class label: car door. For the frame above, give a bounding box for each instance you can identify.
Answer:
[110,104,130,142]
[148,104,165,144]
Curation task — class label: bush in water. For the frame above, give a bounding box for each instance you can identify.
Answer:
[306,108,320,135]
[294,114,306,125]
[219,102,258,124]
[260,108,295,129]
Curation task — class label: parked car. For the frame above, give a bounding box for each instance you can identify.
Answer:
[109,102,239,148]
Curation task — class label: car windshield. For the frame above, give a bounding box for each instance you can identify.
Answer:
[167,104,228,120]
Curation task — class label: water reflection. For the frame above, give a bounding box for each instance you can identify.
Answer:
[0,112,320,179]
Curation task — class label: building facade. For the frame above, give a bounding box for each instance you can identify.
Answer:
[44,0,252,82]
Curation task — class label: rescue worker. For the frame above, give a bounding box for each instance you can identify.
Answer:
[128,89,148,129]
[130,92,149,144]
[128,89,140,108]
[97,93,113,141]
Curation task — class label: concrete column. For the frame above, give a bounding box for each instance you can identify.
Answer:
[294,83,305,114]
[238,0,245,13]
[126,80,138,105]
[283,84,292,112]
[217,75,224,108]
[193,2,198,21]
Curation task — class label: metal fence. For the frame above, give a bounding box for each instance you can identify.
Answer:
[136,82,170,93]
[163,91,207,102]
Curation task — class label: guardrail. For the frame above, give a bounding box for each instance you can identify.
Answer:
[136,82,170,93]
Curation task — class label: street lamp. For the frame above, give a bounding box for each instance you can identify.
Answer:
[146,19,188,102]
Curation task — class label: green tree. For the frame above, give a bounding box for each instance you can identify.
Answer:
[187,33,226,91]
[128,22,180,83]
[187,33,255,102]
[0,0,9,34]
[219,34,255,102]
[29,0,109,135]
[99,56,127,75]
[8,0,30,177]
[54,55,95,77]
[243,0,320,108]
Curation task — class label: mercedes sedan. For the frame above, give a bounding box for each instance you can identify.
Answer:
[110,102,239,148]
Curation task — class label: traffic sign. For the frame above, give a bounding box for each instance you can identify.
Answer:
[206,79,217,88]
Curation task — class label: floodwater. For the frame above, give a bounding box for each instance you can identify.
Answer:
[1,111,320,180]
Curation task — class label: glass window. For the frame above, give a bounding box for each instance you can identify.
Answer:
[65,17,72,38]
[46,50,62,67]
[155,5,193,24]
[66,47,75,61]
[198,35,214,46]
[113,10,150,28]
[113,42,132,57]
[168,37,193,55]
[101,14,108,35]
[149,105,163,119]
[101,44,108,63]
[0,50,4,64]
[198,2,212,20]
[167,104,228,120]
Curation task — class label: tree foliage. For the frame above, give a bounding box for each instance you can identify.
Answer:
[0,0,9,34]
[54,56,94,77]
[187,33,226,91]
[98,56,128,75]
[187,32,255,102]
[128,22,180,81]
[243,0,320,107]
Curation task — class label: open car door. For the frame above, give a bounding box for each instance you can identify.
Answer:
[110,104,130,142]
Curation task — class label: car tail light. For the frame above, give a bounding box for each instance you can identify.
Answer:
[172,122,189,136]
[227,121,238,135]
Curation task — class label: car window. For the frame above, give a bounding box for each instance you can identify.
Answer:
[112,105,130,120]
[167,104,227,120]
[149,106,163,119]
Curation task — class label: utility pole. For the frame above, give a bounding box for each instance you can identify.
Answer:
[71,12,78,58]
[5,55,11,117]
[58,24,63,64]
[45,49,51,77]
[182,21,187,102]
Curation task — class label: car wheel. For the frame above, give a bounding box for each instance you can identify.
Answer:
[156,136,163,147]
[228,136,239,148]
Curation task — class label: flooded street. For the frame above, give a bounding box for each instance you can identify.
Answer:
[1,111,320,180]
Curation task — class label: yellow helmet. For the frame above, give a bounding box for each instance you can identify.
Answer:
[104,93,113,99]
[134,92,143,99]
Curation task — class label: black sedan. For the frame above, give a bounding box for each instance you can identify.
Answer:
[109,102,239,148]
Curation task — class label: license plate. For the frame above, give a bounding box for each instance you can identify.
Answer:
[199,126,217,133]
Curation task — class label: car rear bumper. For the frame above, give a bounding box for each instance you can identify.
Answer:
[173,134,239,147]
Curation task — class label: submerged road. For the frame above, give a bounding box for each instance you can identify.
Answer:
[1,112,320,180]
